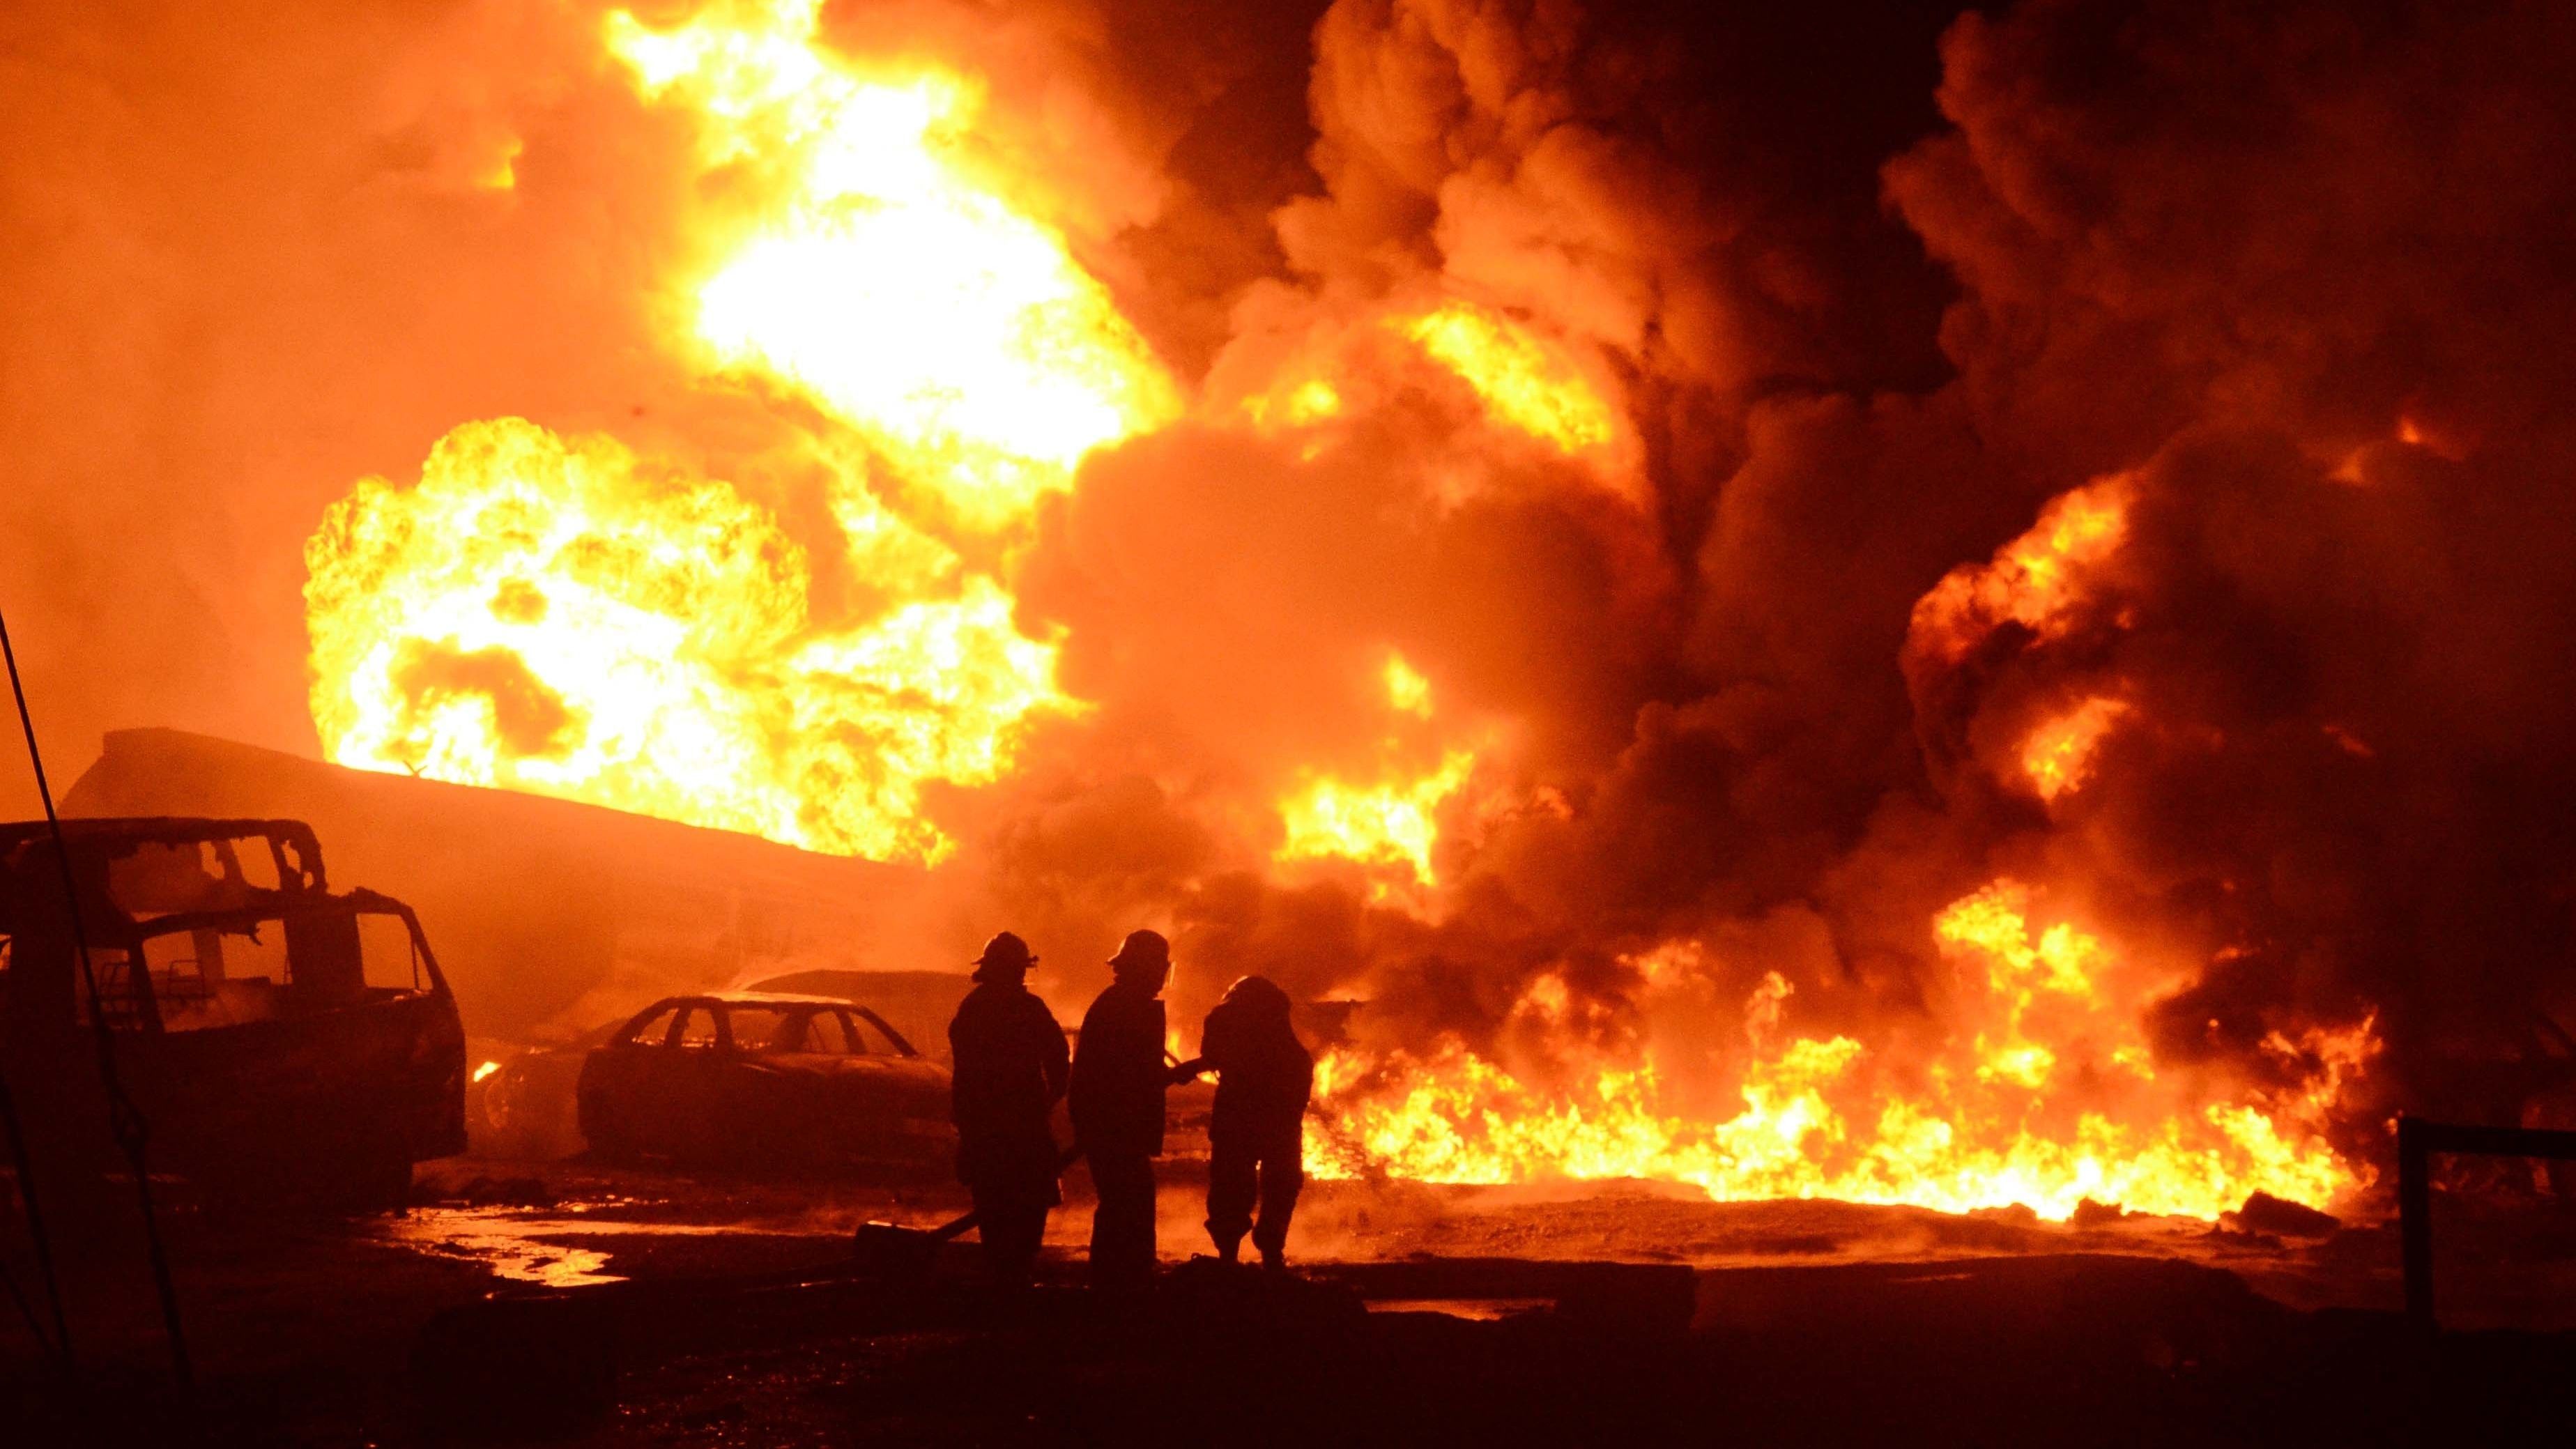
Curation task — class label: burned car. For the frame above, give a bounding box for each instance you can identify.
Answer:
[478,972,974,1161]
[576,991,954,1171]
[0,818,466,1209]
[467,1016,629,1160]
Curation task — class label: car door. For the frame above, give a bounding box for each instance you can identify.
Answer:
[835,1007,953,1163]
[580,1002,677,1155]
[717,1004,827,1165]
[655,1002,729,1161]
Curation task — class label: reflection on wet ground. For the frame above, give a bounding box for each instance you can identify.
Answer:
[1365,1297,1550,1320]
[377,1155,2427,1320]
[374,1209,765,1287]
[377,1160,965,1289]
[22,1152,2575,1449]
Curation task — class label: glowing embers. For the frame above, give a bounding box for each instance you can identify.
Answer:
[606,0,1176,528]
[2021,695,2133,801]
[304,418,1068,864]
[1307,882,2370,1222]
[1910,475,2132,667]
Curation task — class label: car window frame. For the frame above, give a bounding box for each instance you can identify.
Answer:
[827,1007,885,1056]
[730,1003,816,1054]
[666,1002,731,1052]
[618,1002,679,1047]
[848,1005,918,1058]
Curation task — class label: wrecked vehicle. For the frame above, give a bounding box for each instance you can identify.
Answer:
[467,1015,629,1160]
[0,817,466,1209]
[576,991,953,1171]
[477,972,975,1160]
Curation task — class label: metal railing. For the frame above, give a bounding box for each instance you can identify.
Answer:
[2397,1114,2576,1331]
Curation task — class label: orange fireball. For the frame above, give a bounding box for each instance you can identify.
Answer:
[305,0,1176,861]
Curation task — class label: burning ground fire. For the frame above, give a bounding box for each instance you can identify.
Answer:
[275,0,2415,1225]
[1305,883,2373,1222]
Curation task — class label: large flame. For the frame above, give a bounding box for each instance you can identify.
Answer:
[1277,749,1478,887]
[605,0,1176,528]
[1400,302,1623,461]
[1275,653,1480,888]
[305,0,1174,861]
[1308,880,2371,1220]
[303,418,1068,862]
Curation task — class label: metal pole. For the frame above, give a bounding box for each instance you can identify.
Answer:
[0,1066,71,1369]
[0,600,191,1389]
[2397,1116,2433,1331]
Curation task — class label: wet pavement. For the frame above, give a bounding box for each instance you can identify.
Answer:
[362,1153,2418,1317]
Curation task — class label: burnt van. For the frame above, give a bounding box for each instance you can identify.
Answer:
[0,818,464,1208]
